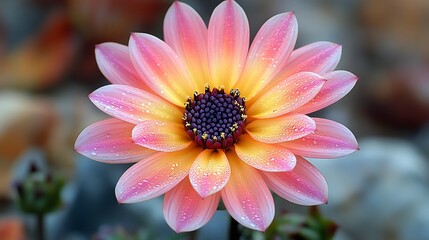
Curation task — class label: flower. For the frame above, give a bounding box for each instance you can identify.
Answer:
[75,0,358,232]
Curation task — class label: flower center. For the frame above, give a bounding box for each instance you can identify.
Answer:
[183,85,247,149]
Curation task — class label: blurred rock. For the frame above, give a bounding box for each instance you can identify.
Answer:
[365,64,429,129]
[359,0,429,59]
[0,88,104,198]
[0,11,76,90]
[0,217,25,240]
[0,91,57,198]
[67,0,169,43]
[316,138,429,240]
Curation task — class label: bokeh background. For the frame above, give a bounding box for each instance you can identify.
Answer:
[1,0,429,239]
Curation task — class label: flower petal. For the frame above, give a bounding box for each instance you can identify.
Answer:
[75,118,156,163]
[115,145,201,203]
[262,156,328,205]
[163,178,220,233]
[246,114,316,144]
[221,151,274,231]
[236,12,298,100]
[234,134,296,172]
[164,2,210,89]
[208,0,249,90]
[89,84,183,124]
[275,41,342,82]
[129,33,196,106]
[247,72,326,118]
[189,149,230,198]
[295,70,358,114]
[132,120,192,152]
[282,118,358,158]
[95,43,151,91]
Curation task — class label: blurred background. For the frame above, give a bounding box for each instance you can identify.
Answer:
[1,0,428,239]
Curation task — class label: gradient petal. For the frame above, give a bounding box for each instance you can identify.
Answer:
[132,120,192,152]
[208,0,249,89]
[129,33,196,106]
[282,118,358,158]
[115,145,201,203]
[274,41,342,82]
[221,151,274,231]
[247,72,326,118]
[75,118,156,163]
[189,149,230,198]
[164,2,210,89]
[236,12,298,100]
[89,84,182,124]
[235,134,296,172]
[295,71,358,114]
[262,156,328,205]
[95,43,151,91]
[246,114,316,144]
[163,178,220,233]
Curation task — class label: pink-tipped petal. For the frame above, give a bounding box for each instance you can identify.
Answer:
[164,2,210,89]
[237,12,298,100]
[115,145,201,203]
[163,178,220,233]
[129,33,196,106]
[132,120,192,152]
[89,84,182,124]
[208,0,249,89]
[282,118,358,158]
[189,149,231,198]
[221,151,274,231]
[246,114,316,144]
[278,41,342,79]
[262,156,328,205]
[95,43,151,91]
[235,134,296,172]
[247,72,326,119]
[75,118,156,163]
[295,71,358,114]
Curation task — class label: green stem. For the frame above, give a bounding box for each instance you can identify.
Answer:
[37,213,45,240]
[189,229,198,240]
[228,216,239,240]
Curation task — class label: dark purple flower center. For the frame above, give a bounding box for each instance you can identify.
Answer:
[183,85,246,149]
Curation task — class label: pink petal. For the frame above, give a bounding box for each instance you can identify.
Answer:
[75,118,156,163]
[129,33,196,107]
[95,43,151,91]
[262,156,328,205]
[246,114,316,144]
[279,41,342,78]
[189,149,231,197]
[208,0,249,89]
[237,12,298,100]
[247,72,326,119]
[235,134,296,172]
[89,84,183,124]
[282,118,358,158]
[115,145,201,203]
[163,178,220,233]
[221,151,274,231]
[164,2,210,90]
[132,120,192,152]
[295,70,358,114]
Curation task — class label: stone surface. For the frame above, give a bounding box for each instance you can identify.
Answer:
[314,138,429,240]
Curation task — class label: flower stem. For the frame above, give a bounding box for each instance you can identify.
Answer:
[228,216,239,240]
[189,229,198,240]
[37,213,45,240]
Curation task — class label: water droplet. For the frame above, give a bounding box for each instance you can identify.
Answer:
[91,152,97,156]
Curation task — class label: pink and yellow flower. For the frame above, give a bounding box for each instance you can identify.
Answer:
[75,0,358,232]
